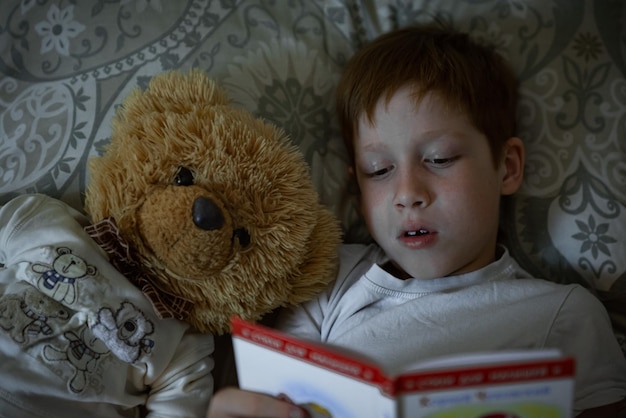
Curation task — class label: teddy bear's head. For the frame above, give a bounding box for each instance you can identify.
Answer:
[85,70,341,334]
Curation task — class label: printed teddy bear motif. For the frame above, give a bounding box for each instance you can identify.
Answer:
[91,301,155,364]
[0,285,71,345]
[32,247,97,305]
[43,325,110,394]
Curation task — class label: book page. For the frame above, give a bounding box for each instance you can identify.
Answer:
[233,319,396,417]
[396,357,574,418]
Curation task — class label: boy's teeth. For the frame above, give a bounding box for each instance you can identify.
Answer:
[406,230,427,236]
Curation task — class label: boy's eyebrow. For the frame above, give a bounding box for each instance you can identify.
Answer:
[356,141,388,153]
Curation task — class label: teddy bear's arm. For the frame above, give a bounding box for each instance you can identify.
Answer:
[141,330,215,417]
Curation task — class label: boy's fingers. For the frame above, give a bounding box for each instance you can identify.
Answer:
[208,387,310,418]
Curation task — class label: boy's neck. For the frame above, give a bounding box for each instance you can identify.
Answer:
[381,246,504,280]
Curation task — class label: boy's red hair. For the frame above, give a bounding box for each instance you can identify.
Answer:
[336,25,519,167]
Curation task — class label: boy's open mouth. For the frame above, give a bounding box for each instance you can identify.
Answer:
[405,229,429,237]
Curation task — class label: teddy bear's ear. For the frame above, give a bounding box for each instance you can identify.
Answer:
[127,69,230,115]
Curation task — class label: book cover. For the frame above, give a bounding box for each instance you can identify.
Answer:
[231,317,575,418]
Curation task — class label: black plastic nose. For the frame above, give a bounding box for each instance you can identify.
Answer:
[192,197,224,231]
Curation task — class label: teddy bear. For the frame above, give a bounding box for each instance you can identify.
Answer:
[0,70,341,418]
[85,69,340,335]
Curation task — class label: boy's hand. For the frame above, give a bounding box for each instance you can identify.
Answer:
[207,388,310,418]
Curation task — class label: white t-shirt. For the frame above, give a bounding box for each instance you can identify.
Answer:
[277,243,626,414]
[0,194,214,418]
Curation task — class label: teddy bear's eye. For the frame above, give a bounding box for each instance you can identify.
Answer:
[174,167,194,186]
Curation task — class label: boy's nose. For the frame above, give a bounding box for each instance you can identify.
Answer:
[393,170,430,209]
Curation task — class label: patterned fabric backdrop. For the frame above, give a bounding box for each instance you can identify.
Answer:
[1,0,625,351]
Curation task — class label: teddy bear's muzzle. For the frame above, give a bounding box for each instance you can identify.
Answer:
[136,187,248,280]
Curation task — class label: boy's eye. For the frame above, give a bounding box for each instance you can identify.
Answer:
[364,165,393,178]
[424,157,457,167]
[174,166,194,186]
[372,167,391,177]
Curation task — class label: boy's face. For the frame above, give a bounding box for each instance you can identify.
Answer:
[354,87,522,280]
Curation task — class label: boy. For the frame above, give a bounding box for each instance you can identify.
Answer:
[207,25,626,418]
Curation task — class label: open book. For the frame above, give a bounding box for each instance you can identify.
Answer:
[232,317,575,418]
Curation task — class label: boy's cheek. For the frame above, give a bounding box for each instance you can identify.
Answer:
[359,188,381,213]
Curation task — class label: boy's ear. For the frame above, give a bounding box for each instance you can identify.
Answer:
[500,136,525,196]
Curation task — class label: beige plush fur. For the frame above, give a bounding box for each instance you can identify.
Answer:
[85,70,341,335]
